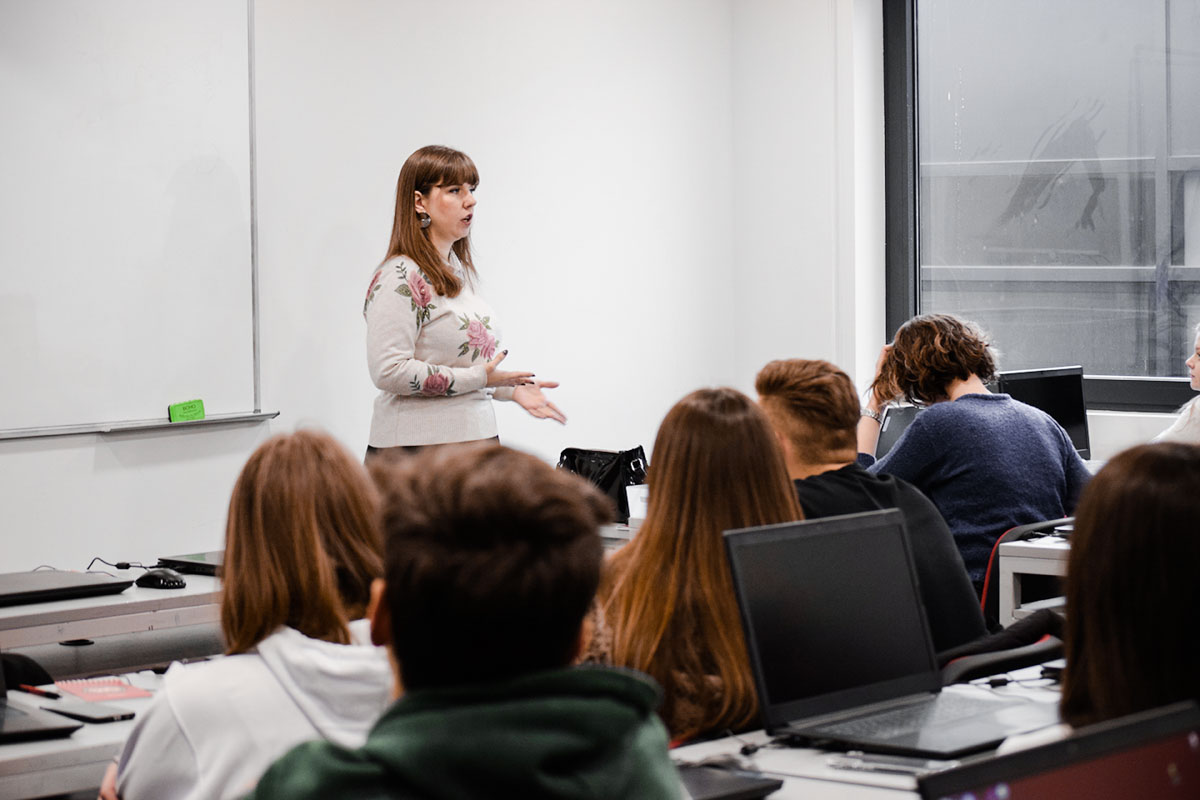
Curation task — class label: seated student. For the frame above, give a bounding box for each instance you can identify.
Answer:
[1002,442,1200,751]
[1154,322,1200,443]
[587,388,803,742]
[755,358,986,653]
[857,313,1090,591]
[102,430,391,800]
[247,444,680,799]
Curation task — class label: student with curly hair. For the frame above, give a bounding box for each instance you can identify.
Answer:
[857,314,1090,591]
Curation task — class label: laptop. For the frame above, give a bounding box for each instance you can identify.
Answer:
[918,701,1200,799]
[0,650,82,742]
[724,510,1059,758]
[875,404,921,459]
[157,550,223,577]
[997,365,1091,459]
[0,571,133,608]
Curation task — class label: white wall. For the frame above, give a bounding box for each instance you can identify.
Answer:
[0,0,739,569]
[0,1,1173,570]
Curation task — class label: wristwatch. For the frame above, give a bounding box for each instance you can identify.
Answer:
[861,407,884,424]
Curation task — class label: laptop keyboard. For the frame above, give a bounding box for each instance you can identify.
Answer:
[813,693,1004,741]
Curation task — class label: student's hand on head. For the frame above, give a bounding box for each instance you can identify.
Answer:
[485,350,536,388]
[513,380,567,424]
[868,344,894,413]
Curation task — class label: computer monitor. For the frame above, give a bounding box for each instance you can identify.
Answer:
[997,366,1091,459]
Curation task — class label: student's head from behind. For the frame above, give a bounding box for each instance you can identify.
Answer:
[221,429,383,655]
[603,387,801,740]
[369,444,609,691]
[756,359,860,470]
[872,313,997,407]
[1060,442,1200,727]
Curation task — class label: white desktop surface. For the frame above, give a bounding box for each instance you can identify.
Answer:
[0,571,221,650]
[673,674,1061,799]
[997,537,1070,627]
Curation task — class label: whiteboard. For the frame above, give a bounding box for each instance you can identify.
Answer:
[0,0,256,433]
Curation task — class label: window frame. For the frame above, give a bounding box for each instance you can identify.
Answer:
[881,0,1195,413]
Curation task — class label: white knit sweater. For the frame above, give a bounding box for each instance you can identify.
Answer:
[364,256,507,446]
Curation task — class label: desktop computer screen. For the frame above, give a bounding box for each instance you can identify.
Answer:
[997,366,1090,459]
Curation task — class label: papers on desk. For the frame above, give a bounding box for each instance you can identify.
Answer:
[55,677,152,702]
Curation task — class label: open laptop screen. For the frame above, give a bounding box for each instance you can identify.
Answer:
[919,701,1200,799]
[725,510,939,729]
[997,366,1090,459]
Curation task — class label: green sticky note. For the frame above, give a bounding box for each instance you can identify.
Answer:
[168,399,205,422]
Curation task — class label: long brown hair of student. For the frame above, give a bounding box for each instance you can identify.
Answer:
[599,387,803,742]
[1059,442,1200,727]
[220,429,384,655]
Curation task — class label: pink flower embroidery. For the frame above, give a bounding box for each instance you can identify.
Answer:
[466,319,497,360]
[420,372,451,396]
[363,271,383,313]
[407,271,433,309]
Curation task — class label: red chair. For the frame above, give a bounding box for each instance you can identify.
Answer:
[979,517,1072,631]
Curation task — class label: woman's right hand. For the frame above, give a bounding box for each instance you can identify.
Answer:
[485,350,535,388]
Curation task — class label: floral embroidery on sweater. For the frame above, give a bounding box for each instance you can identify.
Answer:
[394,263,436,326]
[411,366,456,397]
[457,314,497,361]
[363,270,384,314]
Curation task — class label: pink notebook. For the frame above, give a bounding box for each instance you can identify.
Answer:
[55,677,152,702]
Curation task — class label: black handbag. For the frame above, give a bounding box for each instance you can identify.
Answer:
[556,446,648,524]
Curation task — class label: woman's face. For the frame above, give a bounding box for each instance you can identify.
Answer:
[1187,333,1200,391]
[416,182,476,247]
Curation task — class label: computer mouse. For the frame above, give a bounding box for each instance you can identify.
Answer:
[135,568,187,589]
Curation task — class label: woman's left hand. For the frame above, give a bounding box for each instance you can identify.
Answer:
[513,380,567,424]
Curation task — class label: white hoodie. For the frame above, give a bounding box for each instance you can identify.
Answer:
[116,620,392,800]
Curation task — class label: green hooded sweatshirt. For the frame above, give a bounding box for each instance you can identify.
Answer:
[244,666,681,799]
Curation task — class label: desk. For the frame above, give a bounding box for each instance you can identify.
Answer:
[0,572,220,650]
[672,676,1062,799]
[997,537,1069,628]
[0,672,159,800]
[600,523,637,550]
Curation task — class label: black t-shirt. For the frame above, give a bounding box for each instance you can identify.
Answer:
[794,464,986,653]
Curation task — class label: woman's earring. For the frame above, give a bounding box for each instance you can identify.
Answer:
[418,212,431,229]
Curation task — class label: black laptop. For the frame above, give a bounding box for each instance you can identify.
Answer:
[918,701,1200,799]
[157,550,223,577]
[875,404,921,459]
[0,570,133,608]
[0,651,82,743]
[724,510,1059,758]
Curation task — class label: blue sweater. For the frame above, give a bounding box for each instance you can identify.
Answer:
[858,394,1090,586]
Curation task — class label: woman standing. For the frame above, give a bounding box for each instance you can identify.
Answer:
[857,314,1090,591]
[364,145,564,458]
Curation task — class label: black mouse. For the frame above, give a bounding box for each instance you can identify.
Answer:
[136,568,187,589]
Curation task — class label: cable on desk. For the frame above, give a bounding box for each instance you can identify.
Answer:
[87,557,149,572]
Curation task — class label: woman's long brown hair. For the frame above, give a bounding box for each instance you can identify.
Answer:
[383,145,479,298]
[600,388,802,741]
[220,430,383,655]
[1060,442,1200,726]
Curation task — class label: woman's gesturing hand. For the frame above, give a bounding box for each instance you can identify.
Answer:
[485,350,535,388]
[513,380,567,424]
